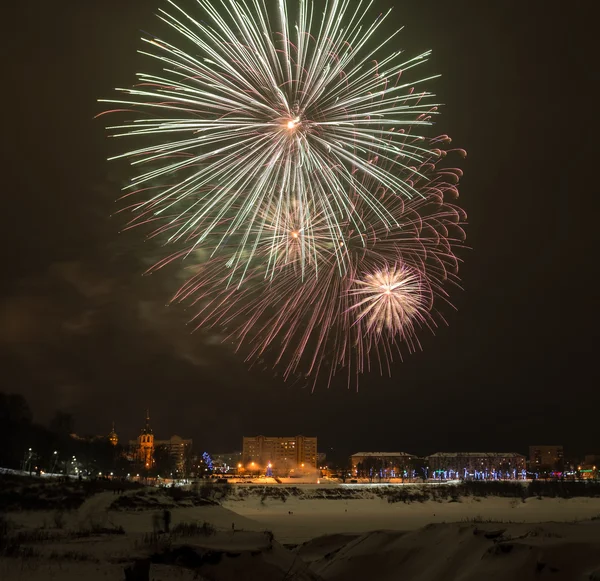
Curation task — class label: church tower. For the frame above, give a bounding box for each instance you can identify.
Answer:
[137,409,154,469]
[108,421,118,447]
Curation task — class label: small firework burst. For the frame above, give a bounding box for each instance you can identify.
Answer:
[348,264,427,336]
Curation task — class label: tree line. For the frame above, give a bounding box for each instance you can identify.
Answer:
[0,392,126,477]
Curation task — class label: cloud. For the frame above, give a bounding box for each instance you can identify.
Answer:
[61,310,97,335]
[0,225,261,436]
[136,299,225,368]
[0,296,56,344]
[0,261,114,346]
[49,261,115,299]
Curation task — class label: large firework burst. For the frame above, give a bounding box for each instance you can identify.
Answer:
[101,0,443,277]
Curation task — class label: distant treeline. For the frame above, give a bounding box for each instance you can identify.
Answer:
[385,480,600,502]
[227,481,600,503]
[0,473,142,511]
[0,392,124,476]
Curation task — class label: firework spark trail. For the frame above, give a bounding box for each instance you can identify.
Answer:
[161,148,467,387]
[101,0,445,278]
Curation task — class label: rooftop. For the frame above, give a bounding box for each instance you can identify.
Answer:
[351,452,413,458]
[243,435,316,439]
[428,452,525,458]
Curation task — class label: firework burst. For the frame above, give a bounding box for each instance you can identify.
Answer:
[100,0,444,277]
[348,264,427,336]
[100,0,468,387]
[162,147,466,387]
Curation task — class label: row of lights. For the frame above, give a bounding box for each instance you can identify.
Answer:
[237,461,306,470]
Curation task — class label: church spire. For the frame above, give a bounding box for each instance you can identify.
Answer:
[108,420,118,446]
[142,408,152,434]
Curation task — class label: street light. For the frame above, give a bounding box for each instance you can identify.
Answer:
[47,450,59,475]
[26,448,34,475]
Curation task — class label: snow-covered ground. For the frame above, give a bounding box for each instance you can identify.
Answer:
[7,487,600,545]
[9,492,260,535]
[223,495,600,544]
[1,490,317,581]
[3,483,600,580]
[303,521,600,581]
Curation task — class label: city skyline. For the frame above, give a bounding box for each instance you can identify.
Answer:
[49,408,593,466]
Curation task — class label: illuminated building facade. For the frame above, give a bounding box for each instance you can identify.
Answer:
[427,452,526,479]
[128,412,192,474]
[529,445,564,472]
[242,435,317,475]
[578,455,599,480]
[351,452,414,478]
[128,410,154,470]
[108,422,118,447]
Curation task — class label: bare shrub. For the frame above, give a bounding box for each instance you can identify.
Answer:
[53,510,66,529]
[171,521,216,537]
[0,515,11,552]
[74,523,125,537]
[49,550,99,562]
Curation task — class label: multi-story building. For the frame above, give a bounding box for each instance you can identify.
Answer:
[351,452,415,478]
[242,435,317,475]
[427,452,526,479]
[529,445,564,472]
[154,435,193,474]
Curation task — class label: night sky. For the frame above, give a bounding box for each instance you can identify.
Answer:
[3,1,596,461]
